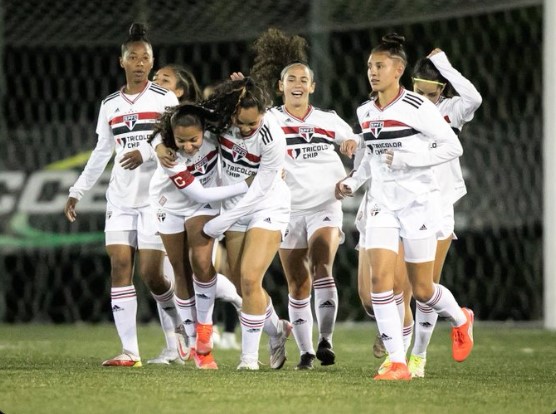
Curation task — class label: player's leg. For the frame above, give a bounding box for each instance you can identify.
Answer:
[185,214,219,369]
[236,227,283,370]
[279,246,315,369]
[309,225,341,366]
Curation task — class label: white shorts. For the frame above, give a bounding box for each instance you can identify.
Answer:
[280,202,344,249]
[156,205,219,235]
[437,202,457,240]
[358,192,440,263]
[227,205,290,238]
[104,201,164,251]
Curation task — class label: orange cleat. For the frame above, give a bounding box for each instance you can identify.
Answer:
[373,362,411,381]
[194,351,218,370]
[452,307,474,362]
[102,351,142,367]
[196,323,214,355]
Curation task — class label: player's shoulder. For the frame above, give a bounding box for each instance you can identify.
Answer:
[148,82,172,97]
[400,89,427,109]
[357,98,374,116]
[102,90,121,105]
[312,106,338,116]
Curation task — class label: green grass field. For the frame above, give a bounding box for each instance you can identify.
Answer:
[0,322,555,414]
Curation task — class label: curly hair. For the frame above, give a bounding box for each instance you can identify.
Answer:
[148,103,217,150]
[249,28,309,102]
[200,77,270,134]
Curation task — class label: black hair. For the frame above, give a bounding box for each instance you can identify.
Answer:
[412,58,456,98]
[371,33,408,66]
[148,103,218,150]
[121,22,152,56]
[200,77,270,134]
[163,64,203,103]
[249,28,310,102]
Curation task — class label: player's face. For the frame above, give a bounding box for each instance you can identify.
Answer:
[367,52,404,93]
[234,107,263,137]
[279,64,315,108]
[153,67,184,99]
[413,80,444,104]
[174,125,204,156]
[120,42,154,85]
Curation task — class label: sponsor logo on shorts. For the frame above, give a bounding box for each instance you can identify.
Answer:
[157,210,166,222]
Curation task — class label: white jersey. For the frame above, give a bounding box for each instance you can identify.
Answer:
[430,51,482,205]
[69,81,179,208]
[149,133,220,216]
[344,88,463,211]
[270,105,359,211]
[205,112,290,235]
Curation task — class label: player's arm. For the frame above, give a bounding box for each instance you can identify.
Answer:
[168,168,250,204]
[390,102,463,169]
[429,50,482,122]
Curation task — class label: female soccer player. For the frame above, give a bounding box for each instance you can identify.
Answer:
[247,28,360,369]
[406,48,482,377]
[63,23,182,367]
[336,34,474,381]
[148,65,242,364]
[202,78,293,370]
[149,103,254,369]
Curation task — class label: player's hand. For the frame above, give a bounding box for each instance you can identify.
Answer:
[245,174,256,186]
[120,150,143,170]
[64,197,78,222]
[230,72,245,81]
[335,179,353,200]
[339,139,358,158]
[382,149,394,166]
[427,48,443,58]
[155,143,177,168]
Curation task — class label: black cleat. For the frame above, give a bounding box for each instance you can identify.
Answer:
[316,338,336,366]
[295,353,316,370]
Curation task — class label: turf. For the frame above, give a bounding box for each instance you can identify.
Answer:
[0,322,554,414]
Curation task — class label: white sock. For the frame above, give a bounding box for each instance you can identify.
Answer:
[412,301,438,357]
[215,273,242,311]
[156,303,177,349]
[240,312,265,360]
[175,296,197,346]
[426,284,466,326]
[193,275,217,324]
[394,292,405,324]
[158,255,177,349]
[111,285,139,357]
[263,300,281,337]
[151,284,181,328]
[288,295,315,355]
[313,276,338,344]
[371,290,405,363]
[403,321,414,354]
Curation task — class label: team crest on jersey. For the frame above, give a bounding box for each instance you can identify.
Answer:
[369,121,384,138]
[232,144,247,161]
[370,203,381,216]
[124,114,138,130]
[299,126,314,142]
[287,148,301,159]
[194,157,208,174]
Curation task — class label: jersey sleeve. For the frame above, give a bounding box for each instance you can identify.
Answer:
[430,51,482,126]
[69,103,115,200]
[391,99,463,169]
[167,167,248,204]
[332,113,361,145]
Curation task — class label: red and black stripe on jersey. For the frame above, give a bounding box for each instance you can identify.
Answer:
[281,125,336,146]
[219,136,261,169]
[110,112,161,136]
[186,149,218,177]
[361,119,418,147]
